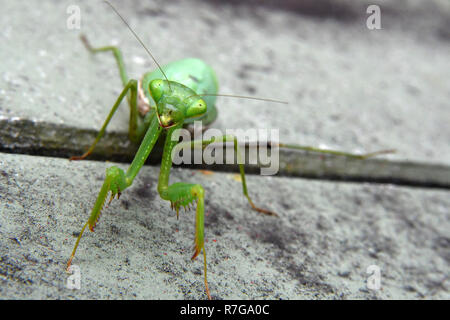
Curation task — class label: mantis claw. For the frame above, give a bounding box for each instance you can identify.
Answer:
[69,151,92,161]
[67,166,128,268]
[162,183,209,298]
[246,196,278,217]
[108,193,115,206]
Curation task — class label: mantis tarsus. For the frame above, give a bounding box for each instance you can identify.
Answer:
[66,1,394,300]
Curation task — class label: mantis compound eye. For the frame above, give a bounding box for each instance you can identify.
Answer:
[149,79,165,103]
[186,98,207,118]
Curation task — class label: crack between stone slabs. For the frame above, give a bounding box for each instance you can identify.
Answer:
[0,119,449,189]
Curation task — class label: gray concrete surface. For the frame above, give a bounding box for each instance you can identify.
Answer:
[0,0,449,164]
[1,152,449,299]
[0,0,449,300]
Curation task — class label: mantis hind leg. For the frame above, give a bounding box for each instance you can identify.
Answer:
[70,78,143,160]
[70,35,143,160]
[276,143,395,159]
[80,34,129,87]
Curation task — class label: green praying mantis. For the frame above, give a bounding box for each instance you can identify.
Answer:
[66,1,394,300]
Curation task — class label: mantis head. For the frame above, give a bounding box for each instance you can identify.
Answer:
[149,79,207,128]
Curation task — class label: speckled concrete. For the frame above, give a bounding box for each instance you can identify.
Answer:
[1,153,449,299]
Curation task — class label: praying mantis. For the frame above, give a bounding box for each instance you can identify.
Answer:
[66,1,394,300]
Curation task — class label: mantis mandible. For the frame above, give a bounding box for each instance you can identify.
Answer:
[66,1,394,300]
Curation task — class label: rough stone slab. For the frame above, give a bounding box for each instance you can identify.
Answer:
[1,153,449,299]
[1,0,450,166]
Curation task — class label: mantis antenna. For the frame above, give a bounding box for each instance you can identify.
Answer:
[188,93,288,105]
[103,0,172,92]
[104,1,288,106]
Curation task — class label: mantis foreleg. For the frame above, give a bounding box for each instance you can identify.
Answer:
[154,124,213,299]
[67,115,162,269]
